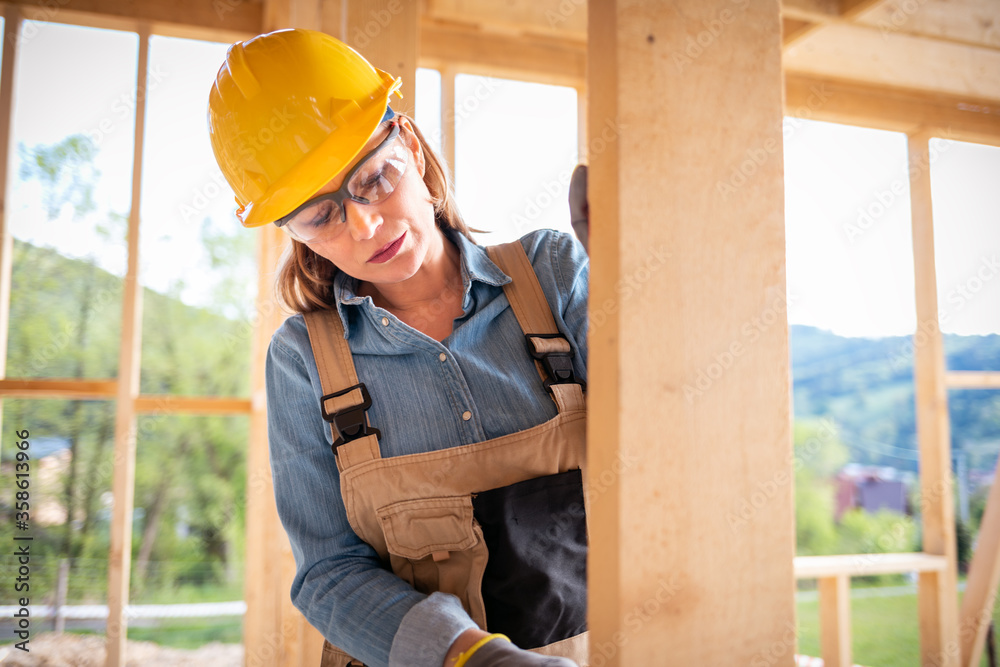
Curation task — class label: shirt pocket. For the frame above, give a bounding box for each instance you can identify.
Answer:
[377,495,489,629]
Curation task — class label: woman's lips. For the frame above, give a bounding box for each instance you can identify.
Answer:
[368,232,406,263]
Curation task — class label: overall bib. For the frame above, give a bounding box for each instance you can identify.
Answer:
[302,241,589,667]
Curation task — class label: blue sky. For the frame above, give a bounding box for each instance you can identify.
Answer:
[8,20,1000,337]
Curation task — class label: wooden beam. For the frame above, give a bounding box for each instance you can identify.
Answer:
[440,66,457,177]
[783,22,1000,104]
[587,1,794,663]
[6,0,259,43]
[909,129,960,667]
[784,73,1000,147]
[851,0,1000,51]
[0,379,118,399]
[794,553,948,578]
[345,1,419,116]
[105,23,150,667]
[946,372,1000,390]
[419,19,586,88]
[0,6,22,394]
[133,396,252,414]
[819,574,852,667]
[425,0,586,41]
[959,467,1000,667]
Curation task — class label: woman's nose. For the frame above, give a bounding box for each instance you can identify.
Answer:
[344,200,382,241]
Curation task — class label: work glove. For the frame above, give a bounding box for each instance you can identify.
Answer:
[463,637,579,667]
[568,164,589,254]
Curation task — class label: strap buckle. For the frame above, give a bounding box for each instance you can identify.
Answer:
[320,383,382,453]
[524,333,586,392]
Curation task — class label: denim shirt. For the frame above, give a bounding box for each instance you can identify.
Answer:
[265,228,589,667]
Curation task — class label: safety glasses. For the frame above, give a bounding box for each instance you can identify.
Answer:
[274,120,408,243]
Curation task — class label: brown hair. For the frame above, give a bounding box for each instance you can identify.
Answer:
[275,113,475,313]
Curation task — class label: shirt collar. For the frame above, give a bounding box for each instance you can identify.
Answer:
[331,227,511,338]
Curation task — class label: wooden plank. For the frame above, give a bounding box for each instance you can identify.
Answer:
[852,0,1000,50]
[794,553,948,578]
[587,1,794,664]
[946,372,1000,390]
[959,467,1000,667]
[819,574,852,667]
[133,396,252,414]
[0,7,21,440]
[419,19,586,88]
[783,22,1000,104]
[425,0,587,41]
[441,66,457,177]
[345,0,419,116]
[0,379,118,399]
[909,130,960,667]
[105,23,150,667]
[784,74,1000,148]
[7,0,260,43]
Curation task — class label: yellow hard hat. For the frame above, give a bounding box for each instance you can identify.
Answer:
[208,29,403,228]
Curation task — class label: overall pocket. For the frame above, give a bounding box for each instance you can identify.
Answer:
[472,468,588,649]
[377,495,489,628]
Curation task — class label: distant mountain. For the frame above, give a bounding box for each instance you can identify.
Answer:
[790,325,1000,472]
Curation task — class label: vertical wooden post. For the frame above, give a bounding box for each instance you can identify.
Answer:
[441,66,457,176]
[105,23,150,667]
[959,465,1000,667]
[344,0,418,116]
[587,1,794,664]
[819,575,852,667]
[0,7,21,441]
[909,129,960,667]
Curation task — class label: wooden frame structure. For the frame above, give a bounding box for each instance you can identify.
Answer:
[0,1,997,665]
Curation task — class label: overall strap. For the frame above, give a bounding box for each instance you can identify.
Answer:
[303,308,382,469]
[486,241,585,413]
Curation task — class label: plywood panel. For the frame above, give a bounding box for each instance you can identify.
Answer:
[587,1,795,664]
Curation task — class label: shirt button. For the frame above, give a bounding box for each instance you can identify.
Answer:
[381,317,389,326]
[462,410,472,421]
[438,353,447,362]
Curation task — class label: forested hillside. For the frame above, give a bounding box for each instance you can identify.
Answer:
[1,239,252,600]
[791,325,1000,472]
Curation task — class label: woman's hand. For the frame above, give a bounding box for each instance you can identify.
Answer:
[443,630,579,666]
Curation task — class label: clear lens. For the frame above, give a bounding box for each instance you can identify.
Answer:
[347,140,408,204]
[284,198,340,242]
[279,127,409,244]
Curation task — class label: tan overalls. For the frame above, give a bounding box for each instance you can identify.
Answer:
[302,241,589,667]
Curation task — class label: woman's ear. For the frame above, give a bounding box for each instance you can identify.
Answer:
[398,117,426,177]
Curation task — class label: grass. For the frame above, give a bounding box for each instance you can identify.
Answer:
[796,585,1000,667]
[6,585,1000,661]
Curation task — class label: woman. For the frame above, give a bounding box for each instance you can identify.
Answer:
[208,29,589,667]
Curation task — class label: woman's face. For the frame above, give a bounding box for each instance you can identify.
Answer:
[303,117,439,286]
